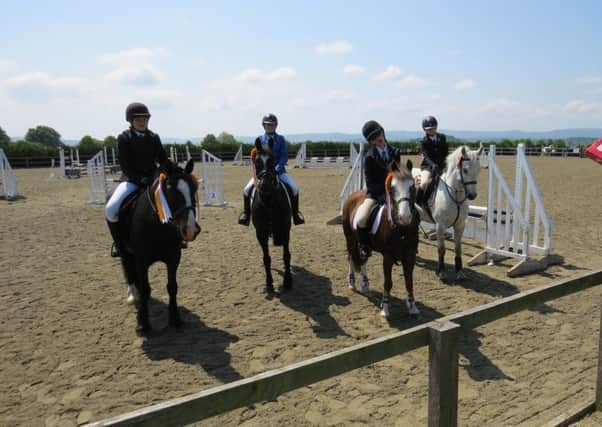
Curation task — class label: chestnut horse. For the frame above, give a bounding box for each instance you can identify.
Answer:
[342,158,420,318]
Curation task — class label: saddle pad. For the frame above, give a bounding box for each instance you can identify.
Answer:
[352,205,385,235]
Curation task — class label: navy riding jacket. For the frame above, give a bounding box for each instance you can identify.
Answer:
[420,133,448,173]
[364,144,402,203]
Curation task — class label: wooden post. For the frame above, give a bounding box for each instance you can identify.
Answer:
[428,320,461,427]
[596,296,602,411]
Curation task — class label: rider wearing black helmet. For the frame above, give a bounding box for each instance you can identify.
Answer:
[238,113,305,226]
[418,115,448,203]
[355,120,402,259]
[105,102,168,257]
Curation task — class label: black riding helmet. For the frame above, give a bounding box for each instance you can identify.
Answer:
[422,115,438,130]
[126,102,151,122]
[362,120,384,142]
[262,113,278,126]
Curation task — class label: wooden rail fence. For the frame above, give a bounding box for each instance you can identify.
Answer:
[85,269,602,427]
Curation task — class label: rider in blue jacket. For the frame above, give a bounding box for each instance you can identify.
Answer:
[238,113,305,226]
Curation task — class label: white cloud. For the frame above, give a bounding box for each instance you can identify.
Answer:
[326,90,356,103]
[236,67,296,83]
[477,98,519,114]
[3,72,85,97]
[454,79,476,90]
[98,48,167,65]
[576,75,602,85]
[373,65,401,81]
[0,59,17,72]
[564,99,597,113]
[343,64,365,74]
[396,74,429,88]
[315,40,352,55]
[105,66,160,86]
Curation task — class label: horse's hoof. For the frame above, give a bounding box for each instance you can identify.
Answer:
[437,271,445,281]
[406,299,420,316]
[136,324,151,337]
[264,286,275,299]
[456,270,466,281]
[127,285,139,305]
[380,303,390,318]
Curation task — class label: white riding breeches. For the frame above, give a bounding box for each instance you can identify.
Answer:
[105,181,139,222]
[355,198,377,228]
[243,173,299,196]
[420,169,432,191]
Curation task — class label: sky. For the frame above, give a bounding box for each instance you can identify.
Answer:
[1,0,601,140]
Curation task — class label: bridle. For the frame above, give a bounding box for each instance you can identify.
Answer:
[440,156,476,225]
[147,174,199,225]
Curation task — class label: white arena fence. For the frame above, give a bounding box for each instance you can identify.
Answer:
[87,151,110,204]
[295,143,358,168]
[232,145,250,166]
[339,143,365,214]
[0,148,18,199]
[201,150,226,207]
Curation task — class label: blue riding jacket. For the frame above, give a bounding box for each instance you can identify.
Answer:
[259,133,288,175]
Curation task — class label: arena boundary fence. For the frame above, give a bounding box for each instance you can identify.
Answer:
[84,269,602,427]
[201,149,226,207]
[232,145,250,166]
[338,142,365,214]
[87,150,112,204]
[0,148,18,199]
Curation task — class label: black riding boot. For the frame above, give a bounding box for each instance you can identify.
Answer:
[107,221,123,258]
[291,193,305,225]
[358,227,372,259]
[238,192,252,226]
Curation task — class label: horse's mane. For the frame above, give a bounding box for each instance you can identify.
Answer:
[444,146,479,179]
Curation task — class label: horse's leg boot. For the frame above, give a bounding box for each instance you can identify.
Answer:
[238,193,252,226]
[358,227,372,259]
[107,220,123,258]
[291,194,305,225]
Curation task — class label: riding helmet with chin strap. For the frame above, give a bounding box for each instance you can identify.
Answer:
[422,115,438,130]
[362,120,384,142]
[262,113,278,126]
[126,102,151,122]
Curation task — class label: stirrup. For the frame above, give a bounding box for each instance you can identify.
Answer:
[293,211,305,225]
[238,212,250,226]
[111,242,121,258]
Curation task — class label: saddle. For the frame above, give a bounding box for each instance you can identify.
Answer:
[118,188,146,218]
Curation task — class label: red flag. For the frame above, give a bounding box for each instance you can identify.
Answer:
[586,139,602,164]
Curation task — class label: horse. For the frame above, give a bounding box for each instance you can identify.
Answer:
[116,159,201,336]
[412,145,483,281]
[250,139,293,298]
[342,158,420,318]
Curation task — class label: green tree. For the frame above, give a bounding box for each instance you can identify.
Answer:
[25,125,61,147]
[78,135,103,155]
[201,133,217,147]
[103,135,117,148]
[217,132,237,145]
[0,126,10,146]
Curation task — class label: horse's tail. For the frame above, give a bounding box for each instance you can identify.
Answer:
[342,192,363,271]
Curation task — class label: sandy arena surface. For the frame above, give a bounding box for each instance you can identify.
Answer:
[1,154,601,426]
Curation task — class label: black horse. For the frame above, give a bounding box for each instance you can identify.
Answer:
[250,139,293,297]
[117,159,201,336]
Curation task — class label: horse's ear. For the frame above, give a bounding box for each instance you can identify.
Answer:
[255,137,262,152]
[477,143,484,155]
[406,159,413,171]
[164,159,174,174]
[268,136,274,151]
[185,159,194,174]
[461,146,467,157]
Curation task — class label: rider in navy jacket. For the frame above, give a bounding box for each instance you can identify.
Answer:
[418,115,448,200]
[238,113,305,226]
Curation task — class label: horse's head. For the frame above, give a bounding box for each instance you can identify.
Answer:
[161,159,201,242]
[386,158,416,226]
[444,145,483,200]
[253,138,278,199]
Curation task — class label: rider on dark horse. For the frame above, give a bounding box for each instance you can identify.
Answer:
[416,115,449,206]
[105,102,168,257]
[238,113,305,226]
[356,120,403,260]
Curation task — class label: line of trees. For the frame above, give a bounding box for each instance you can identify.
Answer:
[0,124,577,160]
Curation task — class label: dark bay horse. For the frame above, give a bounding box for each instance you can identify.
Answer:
[342,159,420,318]
[117,159,201,336]
[250,139,293,298]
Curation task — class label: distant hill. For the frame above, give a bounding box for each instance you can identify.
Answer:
[11,128,601,146]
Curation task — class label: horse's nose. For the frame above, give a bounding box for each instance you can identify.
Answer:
[398,211,413,225]
[468,193,477,201]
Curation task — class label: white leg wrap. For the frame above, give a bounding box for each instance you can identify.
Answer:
[127,284,139,305]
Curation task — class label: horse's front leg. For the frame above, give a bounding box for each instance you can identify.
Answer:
[258,235,274,297]
[453,224,466,281]
[166,252,183,328]
[380,255,394,318]
[135,261,151,336]
[436,223,447,280]
[120,252,139,305]
[282,238,293,290]
[402,252,419,316]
